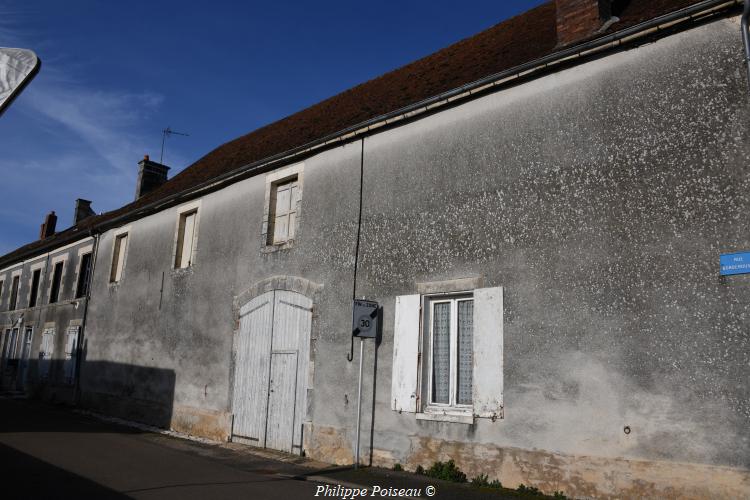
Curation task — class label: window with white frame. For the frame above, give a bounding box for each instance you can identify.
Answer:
[110,233,129,283]
[391,286,504,422]
[426,295,474,409]
[268,177,299,245]
[174,209,198,269]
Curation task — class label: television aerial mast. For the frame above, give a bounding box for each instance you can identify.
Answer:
[160,126,189,164]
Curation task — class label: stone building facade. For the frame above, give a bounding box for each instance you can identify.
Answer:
[1,1,749,497]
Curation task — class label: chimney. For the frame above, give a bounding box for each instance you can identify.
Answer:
[74,199,95,224]
[134,154,170,200]
[39,211,57,239]
[556,0,612,47]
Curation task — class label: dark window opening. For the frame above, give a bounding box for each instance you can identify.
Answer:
[9,276,19,310]
[29,269,41,307]
[49,262,64,304]
[76,253,92,298]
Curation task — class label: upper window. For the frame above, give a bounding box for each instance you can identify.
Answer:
[427,295,474,408]
[75,253,92,298]
[110,233,128,283]
[268,177,299,245]
[9,276,19,310]
[0,280,4,303]
[29,269,41,307]
[49,261,64,303]
[174,209,198,269]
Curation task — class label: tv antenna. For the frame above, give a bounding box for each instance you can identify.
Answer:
[160,126,189,164]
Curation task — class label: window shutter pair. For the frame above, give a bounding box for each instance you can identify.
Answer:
[390,287,503,419]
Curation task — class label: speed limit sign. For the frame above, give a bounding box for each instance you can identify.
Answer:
[352,299,379,338]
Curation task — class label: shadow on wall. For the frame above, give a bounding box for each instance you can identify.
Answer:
[2,356,176,431]
[2,336,177,431]
[78,358,177,430]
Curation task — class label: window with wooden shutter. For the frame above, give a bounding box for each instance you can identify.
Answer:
[472,286,503,419]
[391,294,421,413]
[391,286,504,421]
[175,209,198,268]
[268,177,299,245]
[110,233,128,283]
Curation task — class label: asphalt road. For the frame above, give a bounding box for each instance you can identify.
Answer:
[0,398,326,500]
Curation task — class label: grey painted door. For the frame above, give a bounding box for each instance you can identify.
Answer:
[232,293,274,445]
[232,289,312,454]
[265,352,298,453]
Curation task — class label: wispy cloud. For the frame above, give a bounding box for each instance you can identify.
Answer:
[25,84,165,175]
[0,8,186,251]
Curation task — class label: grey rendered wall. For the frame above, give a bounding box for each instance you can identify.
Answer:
[81,140,362,439]
[348,14,750,480]
[75,12,749,497]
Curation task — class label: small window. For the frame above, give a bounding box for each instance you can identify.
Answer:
[391,287,503,420]
[427,296,474,408]
[76,253,92,298]
[49,262,64,303]
[268,177,299,245]
[110,233,128,283]
[0,280,4,303]
[9,276,19,310]
[174,210,198,268]
[29,269,41,307]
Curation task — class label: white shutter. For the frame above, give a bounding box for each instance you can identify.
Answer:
[472,286,503,419]
[180,212,196,267]
[391,294,421,413]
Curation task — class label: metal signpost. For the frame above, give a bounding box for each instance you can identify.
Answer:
[352,299,379,468]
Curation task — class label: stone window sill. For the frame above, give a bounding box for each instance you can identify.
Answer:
[416,411,474,425]
[261,239,296,254]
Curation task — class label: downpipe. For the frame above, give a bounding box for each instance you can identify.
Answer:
[743,0,750,86]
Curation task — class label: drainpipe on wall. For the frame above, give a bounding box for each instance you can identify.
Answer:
[73,230,100,405]
[742,0,750,86]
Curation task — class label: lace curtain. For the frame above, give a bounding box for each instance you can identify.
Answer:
[457,300,473,405]
[431,302,451,404]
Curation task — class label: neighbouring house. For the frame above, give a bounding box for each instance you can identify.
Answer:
[1,1,749,498]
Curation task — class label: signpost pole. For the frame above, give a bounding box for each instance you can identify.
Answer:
[351,298,378,470]
[355,337,364,469]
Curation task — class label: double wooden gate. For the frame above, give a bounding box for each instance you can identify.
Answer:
[231,290,312,453]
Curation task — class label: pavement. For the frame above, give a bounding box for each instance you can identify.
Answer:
[0,395,546,499]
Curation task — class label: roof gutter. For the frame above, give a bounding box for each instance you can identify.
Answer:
[0,0,740,267]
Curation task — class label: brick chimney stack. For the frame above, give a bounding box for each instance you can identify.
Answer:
[39,211,57,239]
[134,154,170,200]
[556,0,612,46]
[74,199,95,224]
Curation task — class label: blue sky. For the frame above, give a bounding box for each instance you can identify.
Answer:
[0,0,544,256]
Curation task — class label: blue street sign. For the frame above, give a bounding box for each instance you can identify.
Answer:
[720,252,750,276]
